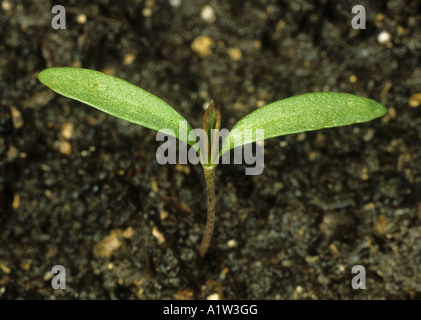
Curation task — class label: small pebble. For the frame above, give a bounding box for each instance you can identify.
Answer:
[43,271,53,281]
[123,53,135,65]
[175,164,190,174]
[317,274,330,285]
[55,140,72,156]
[256,100,265,108]
[227,239,237,248]
[10,106,23,129]
[77,14,87,24]
[234,102,247,110]
[168,0,181,7]
[363,202,376,211]
[253,40,262,49]
[363,128,375,142]
[227,48,242,61]
[377,31,391,44]
[329,243,339,255]
[206,293,220,300]
[142,8,153,17]
[151,179,159,193]
[409,93,421,107]
[12,194,19,210]
[160,211,169,220]
[6,146,19,159]
[122,227,134,239]
[92,229,127,258]
[191,36,214,58]
[0,262,11,274]
[202,101,209,110]
[20,262,30,271]
[361,167,369,180]
[200,5,215,23]
[61,122,74,139]
[152,226,165,244]
[80,150,89,157]
[281,260,292,268]
[305,256,319,264]
[387,106,397,119]
[294,286,304,294]
[374,215,388,234]
[175,289,194,300]
[1,1,11,11]
[297,132,306,141]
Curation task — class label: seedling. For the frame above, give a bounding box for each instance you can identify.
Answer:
[38,67,387,257]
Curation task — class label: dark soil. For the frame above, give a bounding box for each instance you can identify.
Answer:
[1,0,421,299]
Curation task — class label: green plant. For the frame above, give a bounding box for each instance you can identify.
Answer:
[38,67,387,257]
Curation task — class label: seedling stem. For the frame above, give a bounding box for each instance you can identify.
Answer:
[199,166,216,257]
